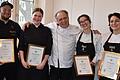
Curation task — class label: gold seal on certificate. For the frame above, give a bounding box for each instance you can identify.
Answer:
[74,55,93,76]
[27,44,45,66]
[0,39,14,63]
[100,51,120,80]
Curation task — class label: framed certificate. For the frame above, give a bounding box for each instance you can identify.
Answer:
[0,39,14,63]
[74,55,93,76]
[100,51,120,80]
[27,44,45,66]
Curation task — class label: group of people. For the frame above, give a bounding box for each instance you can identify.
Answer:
[0,1,120,80]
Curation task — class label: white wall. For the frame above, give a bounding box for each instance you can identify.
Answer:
[71,0,94,27]
[93,0,120,33]
[53,0,73,22]
[44,0,120,33]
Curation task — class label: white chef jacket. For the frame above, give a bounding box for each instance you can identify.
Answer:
[46,22,80,68]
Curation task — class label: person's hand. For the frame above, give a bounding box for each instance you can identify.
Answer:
[97,66,101,79]
[21,60,30,69]
[22,21,32,31]
[36,62,45,70]
[116,71,120,80]
[93,30,101,35]
[0,61,4,65]
[97,60,103,76]
[91,61,95,66]
[36,55,49,70]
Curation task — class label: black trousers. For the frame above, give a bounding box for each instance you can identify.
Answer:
[99,76,119,80]
[17,64,50,80]
[50,65,75,80]
[0,63,17,80]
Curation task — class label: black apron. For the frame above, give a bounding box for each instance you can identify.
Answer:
[100,33,120,80]
[76,31,95,61]
[76,31,95,80]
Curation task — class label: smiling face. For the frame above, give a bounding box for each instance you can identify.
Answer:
[0,5,12,20]
[32,11,43,25]
[55,11,69,28]
[78,16,91,30]
[109,16,120,32]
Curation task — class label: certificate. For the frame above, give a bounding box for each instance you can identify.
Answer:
[74,55,93,76]
[27,44,45,66]
[0,39,14,63]
[100,51,120,80]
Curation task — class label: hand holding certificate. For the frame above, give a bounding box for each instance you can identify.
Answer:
[0,39,14,63]
[74,55,93,76]
[100,51,120,80]
[27,44,45,66]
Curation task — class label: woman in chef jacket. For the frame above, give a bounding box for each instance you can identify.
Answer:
[18,8,53,80]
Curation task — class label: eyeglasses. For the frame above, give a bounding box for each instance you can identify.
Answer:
[79,19,88,24]
[110,19,120,23]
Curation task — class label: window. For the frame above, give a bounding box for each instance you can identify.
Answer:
[0,0,13,3]
[19,0,34,26]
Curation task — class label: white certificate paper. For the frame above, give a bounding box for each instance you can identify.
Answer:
[74,56,93,75]
[100,51,120,80]
[0,39,14,63]
[27,44,45,66]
